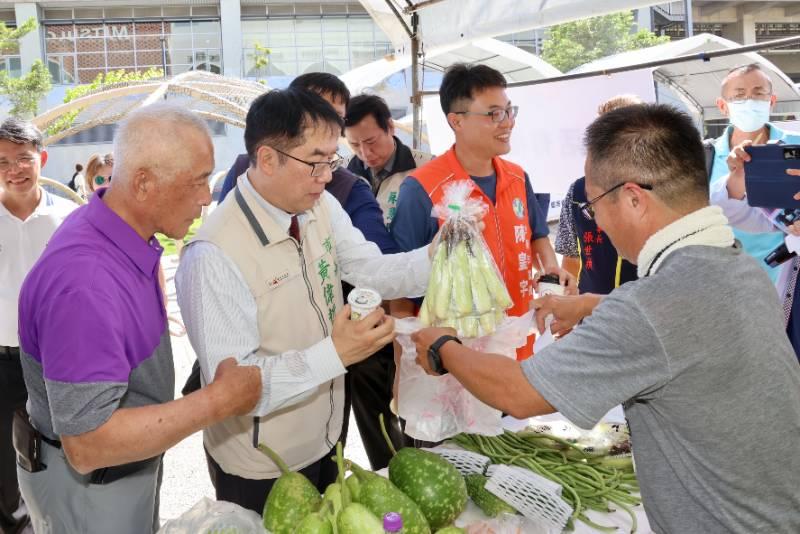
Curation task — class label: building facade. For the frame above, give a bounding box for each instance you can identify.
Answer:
[0,1,392,87]
[644,1,800,81]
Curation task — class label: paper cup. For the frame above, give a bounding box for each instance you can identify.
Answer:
[348,288,382,320]
[536,274,565,297]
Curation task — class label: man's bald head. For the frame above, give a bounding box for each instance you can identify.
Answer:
[113,103,213,185]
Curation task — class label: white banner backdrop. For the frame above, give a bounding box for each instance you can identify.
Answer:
[422,69,657,219]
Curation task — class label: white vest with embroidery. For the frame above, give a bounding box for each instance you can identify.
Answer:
[189,179,344,479]
[375,149,434,227]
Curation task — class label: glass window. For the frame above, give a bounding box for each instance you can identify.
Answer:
[268,19,295,33]
[268,33,295,47]
[267,47,298,76]
[192,21,220,34]
[323,45,348,60]
[296,33,322,47]
[323,32,348,46]
[75,37,105,53]
[134,21,164,36]
[323,18,348,32]
[135,34,164,51]
[77,68,105,84]
[193,33,220,49]
[324,60,348,75]
[107,51,133,68]
[295,19,321,33]
[136,50,164,68]
[167,34,193,50]
[166,21,192,36]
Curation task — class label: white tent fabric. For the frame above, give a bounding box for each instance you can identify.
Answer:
[568,33,800,120]
[359,0,663,53]
[340,37,561,95]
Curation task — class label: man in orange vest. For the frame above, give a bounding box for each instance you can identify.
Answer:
[390,63,575,360]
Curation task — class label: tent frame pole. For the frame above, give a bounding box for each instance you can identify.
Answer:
[411,11,422,149]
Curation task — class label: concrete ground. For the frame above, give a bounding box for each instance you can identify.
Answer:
[159,255,370,523]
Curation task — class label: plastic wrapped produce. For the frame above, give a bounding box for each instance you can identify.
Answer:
[420,181,512,338]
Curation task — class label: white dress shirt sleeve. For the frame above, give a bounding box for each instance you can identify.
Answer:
[176,241,346,417]
[710,173,776,234]
[324,192,431,298]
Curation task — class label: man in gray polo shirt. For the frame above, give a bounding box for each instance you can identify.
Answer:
[412,104,800,533]
[16,104,262,534]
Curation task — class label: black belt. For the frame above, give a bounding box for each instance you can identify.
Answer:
[41,434,62,449]
[0,346,20,360]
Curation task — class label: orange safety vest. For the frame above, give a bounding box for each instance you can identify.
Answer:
[413,146,535,360]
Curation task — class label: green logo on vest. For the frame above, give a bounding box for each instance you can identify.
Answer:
[512,198,525,219]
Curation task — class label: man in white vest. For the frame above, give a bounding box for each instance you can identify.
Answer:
[176,88,433,513]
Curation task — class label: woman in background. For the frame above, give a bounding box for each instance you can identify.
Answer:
[85,153,113,197]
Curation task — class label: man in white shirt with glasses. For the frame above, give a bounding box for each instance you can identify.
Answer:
[0,118,76,533]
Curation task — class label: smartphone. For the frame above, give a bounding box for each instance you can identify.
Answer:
[743,144,800,210]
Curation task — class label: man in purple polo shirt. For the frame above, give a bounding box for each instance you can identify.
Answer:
[15,104,261,534]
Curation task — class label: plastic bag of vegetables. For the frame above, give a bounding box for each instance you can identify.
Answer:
[419,180,512,339]
[394,310,533,443]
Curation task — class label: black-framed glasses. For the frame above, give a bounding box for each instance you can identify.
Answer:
[453,105,519,123]
[94,175,111,186]
[271,146,343,178]
[575,182,654,221]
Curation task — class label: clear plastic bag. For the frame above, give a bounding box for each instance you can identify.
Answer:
[157,497,267,534]
[395,311,533,442]
[420,180,513,339]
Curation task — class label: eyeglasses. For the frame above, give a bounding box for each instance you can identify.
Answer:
[0,156,36,172]
[271,147,343,178]
[575,182,654,221]
[94,175,111,186]
[724,92,772,105]
[452,105,519,123]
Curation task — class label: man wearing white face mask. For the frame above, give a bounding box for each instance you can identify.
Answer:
[710,63,800,363]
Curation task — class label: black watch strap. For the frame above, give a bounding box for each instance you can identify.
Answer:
[428,335,462,375]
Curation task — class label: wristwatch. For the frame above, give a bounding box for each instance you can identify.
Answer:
[427,335,462,375]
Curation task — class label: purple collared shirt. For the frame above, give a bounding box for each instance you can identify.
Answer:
[18,189,174,438]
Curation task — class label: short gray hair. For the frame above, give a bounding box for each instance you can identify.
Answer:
[113,103,212,182]
[0,118,44,152]
[722,63,773,94]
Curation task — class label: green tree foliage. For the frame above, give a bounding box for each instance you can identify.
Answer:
[46,68,163,136]
[542,11,670,72]
[0,18,51,118]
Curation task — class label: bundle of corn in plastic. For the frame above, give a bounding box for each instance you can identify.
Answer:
[419,181,512,338]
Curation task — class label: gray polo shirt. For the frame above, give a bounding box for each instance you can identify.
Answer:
[523,245,800,533]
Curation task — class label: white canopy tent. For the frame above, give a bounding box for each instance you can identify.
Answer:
[359,0,664,54]
[568,33,800,121]
[358,0,666,146]
[341,37,562,96]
